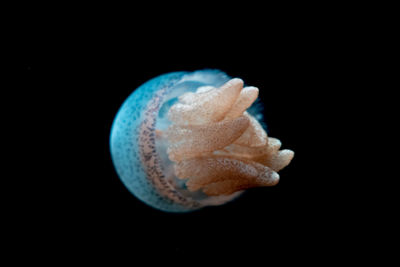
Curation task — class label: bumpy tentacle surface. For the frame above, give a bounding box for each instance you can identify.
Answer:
[165,78,294,196]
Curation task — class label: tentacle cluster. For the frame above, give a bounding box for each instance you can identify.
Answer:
[165,78,294,196]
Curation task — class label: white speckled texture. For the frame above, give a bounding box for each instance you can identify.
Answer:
[110,70,235,212]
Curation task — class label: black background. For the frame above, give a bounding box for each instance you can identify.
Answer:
[15,6,375,261]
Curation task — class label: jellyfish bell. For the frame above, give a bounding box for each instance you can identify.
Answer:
[110,70,294,212]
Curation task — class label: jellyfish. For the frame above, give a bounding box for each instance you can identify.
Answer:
[110,70,294,212]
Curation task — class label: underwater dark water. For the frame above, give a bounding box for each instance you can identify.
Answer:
[18,21,362,260]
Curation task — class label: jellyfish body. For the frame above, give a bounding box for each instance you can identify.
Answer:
[110,70,294,212]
